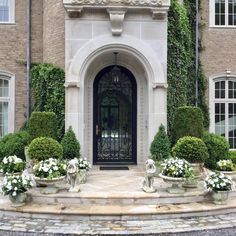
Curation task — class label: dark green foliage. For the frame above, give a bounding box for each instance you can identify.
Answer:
[167,0,209,137]
[0,131,30,161]
[172,136,209,163]
[167,0,192,136]
[61,126,80,160]
[28,137,63,161]
[202,132,230,170]
[28,112,57,140]
[172,106,204,144]
[150,124,170,161]
[228,151,236,165]
[30,63,65,140]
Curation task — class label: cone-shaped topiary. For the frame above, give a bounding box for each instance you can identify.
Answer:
[61,126,80,160]
[150,124,171,161]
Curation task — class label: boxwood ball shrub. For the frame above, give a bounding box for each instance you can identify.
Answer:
[172,106,204,144]
[28,112,57,140]
[28,137,63,162]
[172,136,209,163]
[0,131,30,161]
[202,132,230,170]
[150,124,170,161]
[61,126,80,160]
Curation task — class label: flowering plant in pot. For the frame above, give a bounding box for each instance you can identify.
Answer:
[172,136,209,182]
[159,157,194,194]
[33,158,67,194]
[204,172,233,205]
[216,160,236,181]
[1,155,25,175]
[1,174,33,207]
[77,157,91,184]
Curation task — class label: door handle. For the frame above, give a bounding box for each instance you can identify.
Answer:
[96,125,100,135]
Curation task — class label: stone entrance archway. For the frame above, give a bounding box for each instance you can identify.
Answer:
[65,36,167,166]
[64,0,170,166]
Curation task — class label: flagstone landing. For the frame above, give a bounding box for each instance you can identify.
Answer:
[0,167,236,220]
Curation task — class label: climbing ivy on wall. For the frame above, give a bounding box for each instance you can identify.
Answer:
[30,63,65,140]
[184,0,209,128]
[167,0,209,140]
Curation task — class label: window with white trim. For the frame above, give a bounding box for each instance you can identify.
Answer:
[0,0,15,23]
[210,0,236,27]
[0,73,14,138]
[213,77,236,149]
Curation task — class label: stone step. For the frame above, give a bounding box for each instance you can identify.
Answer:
[29,186,236,206]
[1,197,236,221]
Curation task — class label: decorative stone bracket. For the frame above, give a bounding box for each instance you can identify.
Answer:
[152,82,168,89]
[107,8,126,36]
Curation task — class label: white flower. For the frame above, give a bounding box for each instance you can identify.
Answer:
[12,191,16,196]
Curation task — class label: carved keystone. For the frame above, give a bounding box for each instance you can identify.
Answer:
[107,8,127,36]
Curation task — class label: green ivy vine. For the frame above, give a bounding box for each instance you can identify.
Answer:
[30,63,65,140]
[167,0,209,138]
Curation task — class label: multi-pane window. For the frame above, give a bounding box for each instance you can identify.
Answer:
[0,0,14,23]
[214,79,236,149]
[0,77,9,137]
[213,0,236,26]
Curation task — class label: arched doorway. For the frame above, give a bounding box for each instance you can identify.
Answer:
[93,66,137,164]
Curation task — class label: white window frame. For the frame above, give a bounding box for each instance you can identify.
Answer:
[209,0,236,28]
[209,71,236,149]
[0,71,15,136]
[0,0,15,24]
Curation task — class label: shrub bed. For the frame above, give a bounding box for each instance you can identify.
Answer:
[202,132,230,170]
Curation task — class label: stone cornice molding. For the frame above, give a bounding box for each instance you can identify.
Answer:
[152,82,168,89]
[63,0,170,19]
[64,81,80,88]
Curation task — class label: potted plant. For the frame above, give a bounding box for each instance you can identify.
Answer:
[159,157,194,194]
[204,172,233,205]
[77,157,91,184]
[1,174,33,207]
[172,136,209,185]
[216,159,236,181]
[33,158,67,194]
[1,155,25,175]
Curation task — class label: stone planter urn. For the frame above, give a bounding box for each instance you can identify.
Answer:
[159,173,185,194]
[218,171,236,182]
[34,176,65,194]
[9,192,28,208]
[78,169,87,184]
[212,190,229,205]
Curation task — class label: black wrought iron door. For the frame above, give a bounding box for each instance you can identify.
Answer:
[93,66,137,164]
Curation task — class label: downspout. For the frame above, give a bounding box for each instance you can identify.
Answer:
[26,0,31,120]
[195,0,199,106]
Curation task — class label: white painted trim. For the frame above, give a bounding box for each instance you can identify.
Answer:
[0,70,15,135]
[0,0,15,24]
[209,0,236,27]
[209,71,236,148]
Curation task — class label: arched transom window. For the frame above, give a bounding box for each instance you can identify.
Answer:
[213,77,236,148]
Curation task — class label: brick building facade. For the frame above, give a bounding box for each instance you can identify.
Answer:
[0,0,236,164]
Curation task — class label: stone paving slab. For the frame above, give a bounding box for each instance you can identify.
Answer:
[1,212,236,235]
